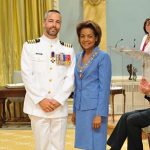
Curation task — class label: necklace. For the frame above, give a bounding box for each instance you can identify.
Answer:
[78,51,99,79]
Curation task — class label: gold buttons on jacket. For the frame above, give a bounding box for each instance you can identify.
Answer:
[48,91,51,94]
[49,79,52,82]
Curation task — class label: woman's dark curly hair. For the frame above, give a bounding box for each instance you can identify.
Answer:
[76,20,102,47]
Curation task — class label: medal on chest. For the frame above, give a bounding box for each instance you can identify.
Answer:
[79,69,83,79]
[56,53,71,65]
[51,51,55,63]
[50,50,71,65]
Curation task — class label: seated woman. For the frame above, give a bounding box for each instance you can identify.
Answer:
[107,78,150,150]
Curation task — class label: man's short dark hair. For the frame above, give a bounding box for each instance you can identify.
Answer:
[44,9,61,20]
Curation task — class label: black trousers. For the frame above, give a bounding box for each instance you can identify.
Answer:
[107,108,150,150]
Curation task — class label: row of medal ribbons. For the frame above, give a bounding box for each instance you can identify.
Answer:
[51,51,71,65]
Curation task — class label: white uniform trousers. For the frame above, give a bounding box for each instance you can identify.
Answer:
[29,115,67,150]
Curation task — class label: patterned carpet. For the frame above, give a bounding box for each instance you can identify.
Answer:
[0,127,149,150]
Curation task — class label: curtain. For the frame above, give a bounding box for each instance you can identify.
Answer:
[0,0,52,86]
[83,0,106,50]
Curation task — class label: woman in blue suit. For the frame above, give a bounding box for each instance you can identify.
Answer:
[72,20,112,150]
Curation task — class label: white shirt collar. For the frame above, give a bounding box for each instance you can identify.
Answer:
[41,34,59,45]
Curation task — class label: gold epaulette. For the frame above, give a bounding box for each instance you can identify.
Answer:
[27,38,40,44]
[60,41,72,48]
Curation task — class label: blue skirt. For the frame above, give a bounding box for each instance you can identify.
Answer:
[75,109,108,150]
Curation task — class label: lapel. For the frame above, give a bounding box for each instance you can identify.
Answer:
[77,47,100,77]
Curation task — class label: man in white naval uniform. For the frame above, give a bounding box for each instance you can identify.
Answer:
[21,10,75,150]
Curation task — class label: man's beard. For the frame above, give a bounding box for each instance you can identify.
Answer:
[46,27,59,37]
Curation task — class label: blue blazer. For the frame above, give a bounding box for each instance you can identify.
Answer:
[73,47,112,117]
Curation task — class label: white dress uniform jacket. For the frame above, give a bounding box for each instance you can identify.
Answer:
[21,35,75,118]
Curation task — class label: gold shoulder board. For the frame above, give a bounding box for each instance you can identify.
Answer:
[27,38,40,44]
[60,41,72,48]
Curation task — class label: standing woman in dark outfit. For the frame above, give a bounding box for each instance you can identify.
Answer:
[72,20,112,150]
